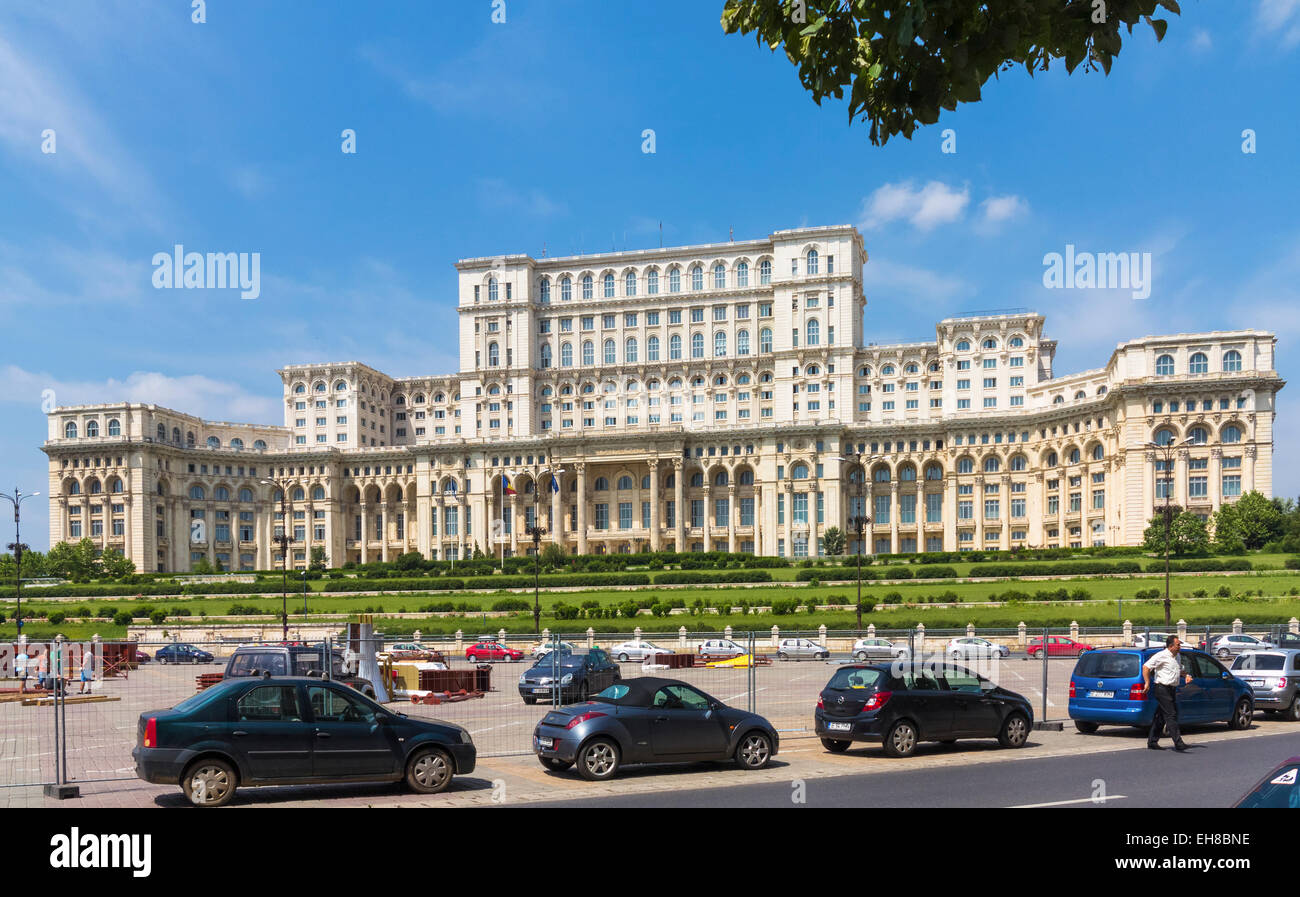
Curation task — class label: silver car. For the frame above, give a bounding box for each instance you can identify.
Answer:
[947,637,1011,660]
[1205,634,1276,660]
[608,640,672,663]
[698,638,750,658]
[851,638,909,662]
[1231,649,1300,720]
[776,638,830,661]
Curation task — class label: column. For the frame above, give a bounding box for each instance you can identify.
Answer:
[509,491,519,557]
[943,474,956,552]
[727,484,737,552]
[417,490,432,558]
[433,497,444,560]
[550,471,562,547]
[576,464,588,554]
[783,483,793,557]
[648,460,661,551]
[673,459,685,552]
[753,479,763,555]
[380,501,391,563]
[1210,448,1222,510]
[358,502,369,563]
[485,488,494,560]
[1029,472,1044,547]
[457,497,467,560]
[1246,445,1257,492]
[889,480,899,554]
[999,475,1011,550]
[702,483,712,552]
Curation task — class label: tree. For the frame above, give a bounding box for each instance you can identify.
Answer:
[0,548,47,579]
[822,526,846,556]
[100,548,135,578]
[1232,491,1284,550]
[310,546,331,571]
[539,542,569,570]
[191,557,215,575]
[1142,508,1207,556]
[721,0,1180,145]
[46,538,100,580]
[1211,503,1246,554]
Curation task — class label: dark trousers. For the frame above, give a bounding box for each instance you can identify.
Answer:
[1148,683,1184,746]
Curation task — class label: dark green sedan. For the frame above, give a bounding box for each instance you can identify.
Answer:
[133,676,476,807]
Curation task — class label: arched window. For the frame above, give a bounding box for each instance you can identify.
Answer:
[873,467,891,483]
[905,363,919,375]
[206,436,220,449]
[924,463,943,481]
[312,486,326,500]
[88,479,102,495]
[1155,354,1175,376]
[294,383,306,394]
[982,338,998,350]
[86,420,99,437]
[691,333,705,358]
[737,374,750,385]
[714,331,727,357]
[984,457,1000,473]
[554,342,569,368]
[647,269,659,295]
[1223,350,1242,372]
[898,465,917,482]
[625,271,637,296]
[806,364,820,376]
[582,274,593,299]
[759,259,772,284]
[881,364,895,376]
[1097,386,1108,396]
[625,338,638,363]
[488,277,499,301]
[212,486,228,501]
[1046,451,1059,466]
[1053,395,1065,405]
[1068,448,1081,464]
[806,318,820,346]
[1153,428,1176,446]
[173,427,182,443]
[487,342,500,366]
[560,276,572,301]
[713,263,726,288]
[957,458,974,474]
[956,340,970,352]
[714,471,728,486]
[691,266,704,290]
[157,423,166,441]
[739,470,754,485]
[641,475,651,489]
[669,267,681,292]
[806,248,819,274]
[714,375,728,387]
[314,381,326,393]
[110,477,123,494]
[737,329,750,355]
[292,487,305,501]
[68,481,81,495]
[1187,427,1208,445]
[1221,425,1243,444]
[189,485,205,500]
[539,277,550,303]
[594,477,609,491]
[186,431,196,446]
[1010,336,1025,347]
[603,273,615,297]
[791,463,810,479]
[759,328,773,353]
[603,339,616,365]
[335,380,348,391]
[1010,455,1027,471]
[736,261,748,286]
[253,439,266,451]
[664,474,675,488]
[616,475,634,490]
[647,335,660,361]
[690,472,704,487]
[582,340,594,366]
[239,488,253,502]
[1092,445,1105,460]
[230,438,244,451]
[1189,352,1208,374]
[669,335,682,360]
[64,421,77,439]
[1074,391,1086,401]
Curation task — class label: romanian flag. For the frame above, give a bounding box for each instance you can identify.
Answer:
[501,474,517,496]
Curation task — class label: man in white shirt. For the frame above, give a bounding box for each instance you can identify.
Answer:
[1142,635,1194,751]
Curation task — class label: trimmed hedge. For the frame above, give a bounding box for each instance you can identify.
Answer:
[795,565,957,582]
[970,561,1142,577]
[652,570,773,585]
[1146,558,1253,573]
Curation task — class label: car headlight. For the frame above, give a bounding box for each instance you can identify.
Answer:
[561,673,573,685]
[459,728,473,744]
[519,673,527,684]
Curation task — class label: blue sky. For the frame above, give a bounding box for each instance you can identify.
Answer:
[2,0,1299,550]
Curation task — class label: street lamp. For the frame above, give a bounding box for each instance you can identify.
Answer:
[526,467,562,635]
[1,488,39,639]
[838,454,880,636]
[1145,438,1191,627]
[301,568,309,617]
[260,477,291,641]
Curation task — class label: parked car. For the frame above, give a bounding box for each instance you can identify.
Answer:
[946,637,1010,660]
[133,676,475,807]
[776,638,830,661]
[1068,648,1254,733]
[382,643,446,664]
[155,643,215,665]
[134,649,152,665]
[224,644,378,699]
[531,677,778,780]
[1026,636,1094,659]
[814,662,1033,758]
[609,640,672,663]
[1199,634,1276,659]
[697,638,750,659]
[1271,632,1300,650]
[1233,756,1300,808]
[1230,650,1300,720]
[1132,632,1170,650]
[531,641,578,659]
[518,647,620,705]
[851,638,910,662]
[465,641,524,663]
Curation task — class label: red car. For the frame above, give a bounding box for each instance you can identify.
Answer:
[465,641,523,663]
[1027,636,1094,658]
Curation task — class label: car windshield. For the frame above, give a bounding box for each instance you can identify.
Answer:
[1074,653,1141,679]
[1233,654,1286,671]
[171,687,223,714]
[594,684,630,702]
[827,667,886,690]
[1237,766,1300,808]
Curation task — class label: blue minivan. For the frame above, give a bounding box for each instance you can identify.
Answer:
[1068,648,1254,733]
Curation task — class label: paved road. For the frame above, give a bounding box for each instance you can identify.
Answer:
[523,728,1300,808]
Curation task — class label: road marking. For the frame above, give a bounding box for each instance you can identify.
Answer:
[467,721,524,735]
[1009,795,1127,808]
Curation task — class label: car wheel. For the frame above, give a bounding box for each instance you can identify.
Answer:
[818,652,830,661]
[1074,720,1100,734]
[539,757,572,772]
[999,713,1030,748]
[1217,648,1231,659]
[735,731,773,770]
[821,738,851,753]
[522,696,536,705]
[618,653,629,662]
[1228,697,1253,730]
[576,738,620,781]
[181,758,236,808]
[882,720,918,758]
[406,747,453,794]
[854,651,867,661]
[1285,697,1300,722]
[776,652,788,661]
[1031,649,1043,660]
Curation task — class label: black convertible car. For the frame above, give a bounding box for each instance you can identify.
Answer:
[532,676,778,781]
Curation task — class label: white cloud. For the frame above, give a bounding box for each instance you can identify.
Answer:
[981,195,1028,224]
[230,165,270,200]
[1190,28,1213,52]
[1256,0,1300,48]
[476,177,566,218]
[0,365,280,425]
[862,258,973,306]
[860,181,970,232]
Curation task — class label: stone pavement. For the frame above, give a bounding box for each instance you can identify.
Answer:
[6,716,1293,809]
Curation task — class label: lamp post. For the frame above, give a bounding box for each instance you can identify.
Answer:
[301,568,309,617]
[1145,438,1190,627]
[260,478,291,641]
[838,453,879,636]
[1,488,39,638]
[526,468,560,635]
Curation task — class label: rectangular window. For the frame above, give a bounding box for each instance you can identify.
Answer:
[792,493,808,525]
[1222,474,1242,497]
[714,498,729,527]
[873,494,891,525]
[899,493,917,524]
[618,502,632,530]
[665,500,676,527]
[1011,498,1026,518]
[690,499,705,528]
[925,493,942,522]
[595,503,610,530]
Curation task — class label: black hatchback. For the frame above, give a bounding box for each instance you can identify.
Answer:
[814,662,1034,757]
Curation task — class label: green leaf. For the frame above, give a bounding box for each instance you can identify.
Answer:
[1149,17,1168,42]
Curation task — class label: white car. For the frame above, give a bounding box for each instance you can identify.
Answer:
[946,637,1010,659]
[697,638,750,658]
[609,640,672,662]
[775,638,830,661]
[851,638,910,662]
[531,640,578,659]
[1133,632,1171,650]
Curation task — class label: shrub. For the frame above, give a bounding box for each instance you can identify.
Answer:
[112,611,132,626]
[553,602,581,621]
[491,598,530,613]
[149,609,167,625]
[48,612,66,625]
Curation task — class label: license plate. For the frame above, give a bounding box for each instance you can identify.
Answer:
[1088,690,1114,699]
[827,722,852,732]
[1247,680,1264,687]
[537,737,554,749]
[533,687,550,694]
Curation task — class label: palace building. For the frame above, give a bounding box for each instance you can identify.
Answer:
[42,225,1282,571]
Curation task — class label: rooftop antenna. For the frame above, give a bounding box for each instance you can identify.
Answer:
[542,241,547,258]
[729,225,734,242]
[659,221,663,248]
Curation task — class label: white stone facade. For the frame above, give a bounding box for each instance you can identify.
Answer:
[42,225,1282,571]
